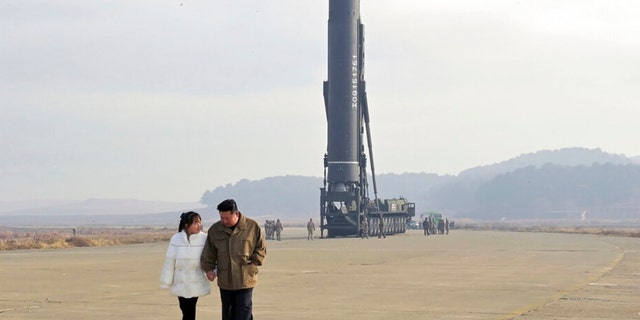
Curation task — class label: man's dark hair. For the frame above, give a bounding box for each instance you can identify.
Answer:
[217,199,238,212]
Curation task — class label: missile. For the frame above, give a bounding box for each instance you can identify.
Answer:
[325,0,361,187]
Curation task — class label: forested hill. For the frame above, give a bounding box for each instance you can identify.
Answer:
[200,147,640,221]
[474,163,640,219]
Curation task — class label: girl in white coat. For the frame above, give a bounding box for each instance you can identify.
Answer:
[160,211,211,320]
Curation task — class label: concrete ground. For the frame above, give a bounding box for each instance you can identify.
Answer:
[0,228,638,319]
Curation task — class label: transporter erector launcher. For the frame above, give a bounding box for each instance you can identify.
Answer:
[320,0,415,238]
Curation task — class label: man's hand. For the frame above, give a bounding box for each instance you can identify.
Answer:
[206,270,216,282]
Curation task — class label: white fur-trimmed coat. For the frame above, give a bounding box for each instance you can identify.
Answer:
[160,231,211,298]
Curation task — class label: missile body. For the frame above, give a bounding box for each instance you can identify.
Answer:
[326,0,361,186]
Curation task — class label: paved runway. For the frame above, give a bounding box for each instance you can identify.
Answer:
[0,228,637,319]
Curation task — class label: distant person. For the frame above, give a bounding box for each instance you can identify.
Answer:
[307,218,316,240]
[201,199,267,320]
[445,218,449,235]
[431,218,435,234]
[264,220,270,239]
[378,216,386,238]
[268,220,275,239]
[422,218,429,236]
[275,219,283,241]
[160,211,210,320]
[361,215,369,239]
[72,227,77,237]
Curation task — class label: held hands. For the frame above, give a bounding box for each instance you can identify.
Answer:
[206,270,216,282]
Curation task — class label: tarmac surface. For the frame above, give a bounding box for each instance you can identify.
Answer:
[0,228,638,319]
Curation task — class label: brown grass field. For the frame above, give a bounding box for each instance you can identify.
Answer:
[0,227,173,251]
[0,227,638,319]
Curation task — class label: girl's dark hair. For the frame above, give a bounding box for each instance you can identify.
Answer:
[178,211,201,232]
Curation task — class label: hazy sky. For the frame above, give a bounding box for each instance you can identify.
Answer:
[2,0,639,203]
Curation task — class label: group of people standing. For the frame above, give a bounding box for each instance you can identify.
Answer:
[263,219,284,241]
[358,215,387,239]
[422,217,450,236]
[160,199,267,320]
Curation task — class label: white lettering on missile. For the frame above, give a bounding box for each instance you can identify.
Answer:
[351,55,358,109]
